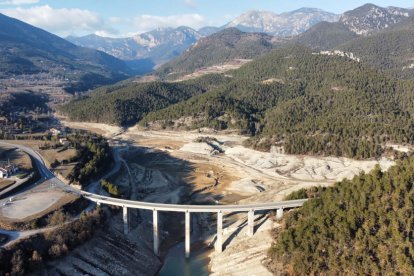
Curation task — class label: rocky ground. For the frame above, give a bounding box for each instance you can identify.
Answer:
[42,214,162,276]
[61,121,396,275]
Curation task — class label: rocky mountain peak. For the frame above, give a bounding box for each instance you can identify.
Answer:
[224,8,339,37]
[340,4,410,35]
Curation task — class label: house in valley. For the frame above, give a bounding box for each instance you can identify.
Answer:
[0,164,18,178]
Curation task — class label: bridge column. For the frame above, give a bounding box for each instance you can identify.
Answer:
[97,201,101,207]
[185,210,190,258]
[247,209,254,237]
[276,208,284,220]
[216,211,223,253]
[153,209,159,256]
[123,206,129,235]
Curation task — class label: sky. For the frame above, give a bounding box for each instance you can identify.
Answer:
[0,0,412,37]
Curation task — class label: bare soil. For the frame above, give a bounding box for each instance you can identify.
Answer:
[0,145,33,171]
[60,121,397,275]
[0,180,15,191]
[0,190,80,230]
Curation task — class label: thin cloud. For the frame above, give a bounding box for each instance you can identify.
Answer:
[184,0,197,8]
[0,5,118,37]
[0,5,209,37]
[132,13,206,33]
[0,0,39,5]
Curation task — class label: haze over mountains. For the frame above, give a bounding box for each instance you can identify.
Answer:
[65,4,414,75]
[4,2,414,275]
[67,27,201,74]
[1,3,413,93]
[59,2,414,157]
[67,8,340,71]
[0,13,131,92]
[223,8,339,36]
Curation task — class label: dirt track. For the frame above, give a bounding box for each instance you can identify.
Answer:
[62,121,396,275]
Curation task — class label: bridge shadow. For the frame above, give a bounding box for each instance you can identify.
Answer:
[222,211,268,251]
[105,139,223,251]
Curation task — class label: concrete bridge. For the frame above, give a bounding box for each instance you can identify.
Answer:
[0,140,308,258]
[81,191,307,258]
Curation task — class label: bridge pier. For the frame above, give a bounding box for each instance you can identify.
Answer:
[123,206,129,235]
[276,208,284,220]
[153,209,159,256]
[185,210,190,258]
[216,211,223,253]
[248,210,254,237]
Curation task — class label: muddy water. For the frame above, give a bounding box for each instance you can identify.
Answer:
[158,211,211,275]
[158,242,210,276]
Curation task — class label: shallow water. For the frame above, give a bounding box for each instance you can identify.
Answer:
[158,242,210,276]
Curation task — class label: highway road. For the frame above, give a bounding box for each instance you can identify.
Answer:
[82,191,307,212]
[0,140,308,258]
[0,141,78,199]
[0,140,308,212]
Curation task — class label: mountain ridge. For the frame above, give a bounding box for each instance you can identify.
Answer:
[224,8,340,36]
[0,12,131,92]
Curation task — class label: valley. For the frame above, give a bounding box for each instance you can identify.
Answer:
[1,1,414,275]
[61,121,395,274]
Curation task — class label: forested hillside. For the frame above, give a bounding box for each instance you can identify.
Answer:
[142,46,414,158]
[0,13,131,92]
[338,16,414,79]
[156,28,279,80]
[268,158,414,274]
[60,74,228,125]
[293,21,357,50]
[62,46,414,158]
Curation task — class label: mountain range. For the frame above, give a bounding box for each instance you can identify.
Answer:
[156,28,281,79]
[223,8,339,36]
[1,3,413,91]
[67,26,201,74]
[67,7,340,72]
[67,4,413,76]
[0,13,131,93]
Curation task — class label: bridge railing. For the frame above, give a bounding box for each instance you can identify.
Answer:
[81,191,308,257]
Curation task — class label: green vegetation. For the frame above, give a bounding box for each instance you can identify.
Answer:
[269,158,414,275]
[60,74,228,125]
[0,197,89,231]
[294,21,357,50]
[100,179,120,197]
[66,134,112,187]
[143,46,414,158]
[156,28,278,79]
[0,13,131,92]
[284,186,326,200]
[338,17,414,79]
[62,45,414,159]
[0,208,104,275]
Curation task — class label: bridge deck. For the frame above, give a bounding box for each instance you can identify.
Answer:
[81,192,308,213]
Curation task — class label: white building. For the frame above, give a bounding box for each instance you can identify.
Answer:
[50,128,61,136]
[0,168,7,178]
[59,138,70,146]
[0,164,18,179]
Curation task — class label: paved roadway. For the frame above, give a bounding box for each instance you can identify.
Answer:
[82,191,307,212]
[1,140,307,213]
[0,141,78,199]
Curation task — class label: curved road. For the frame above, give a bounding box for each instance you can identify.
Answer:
[82,191,307,212]
[0,140,308,258]
[0,140,307,213]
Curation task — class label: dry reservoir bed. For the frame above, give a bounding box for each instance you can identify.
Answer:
[62,121,397,275]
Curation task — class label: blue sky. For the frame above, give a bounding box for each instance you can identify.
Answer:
[0,0,412,37]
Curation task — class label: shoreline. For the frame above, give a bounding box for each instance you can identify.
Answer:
[59,120,397,275]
